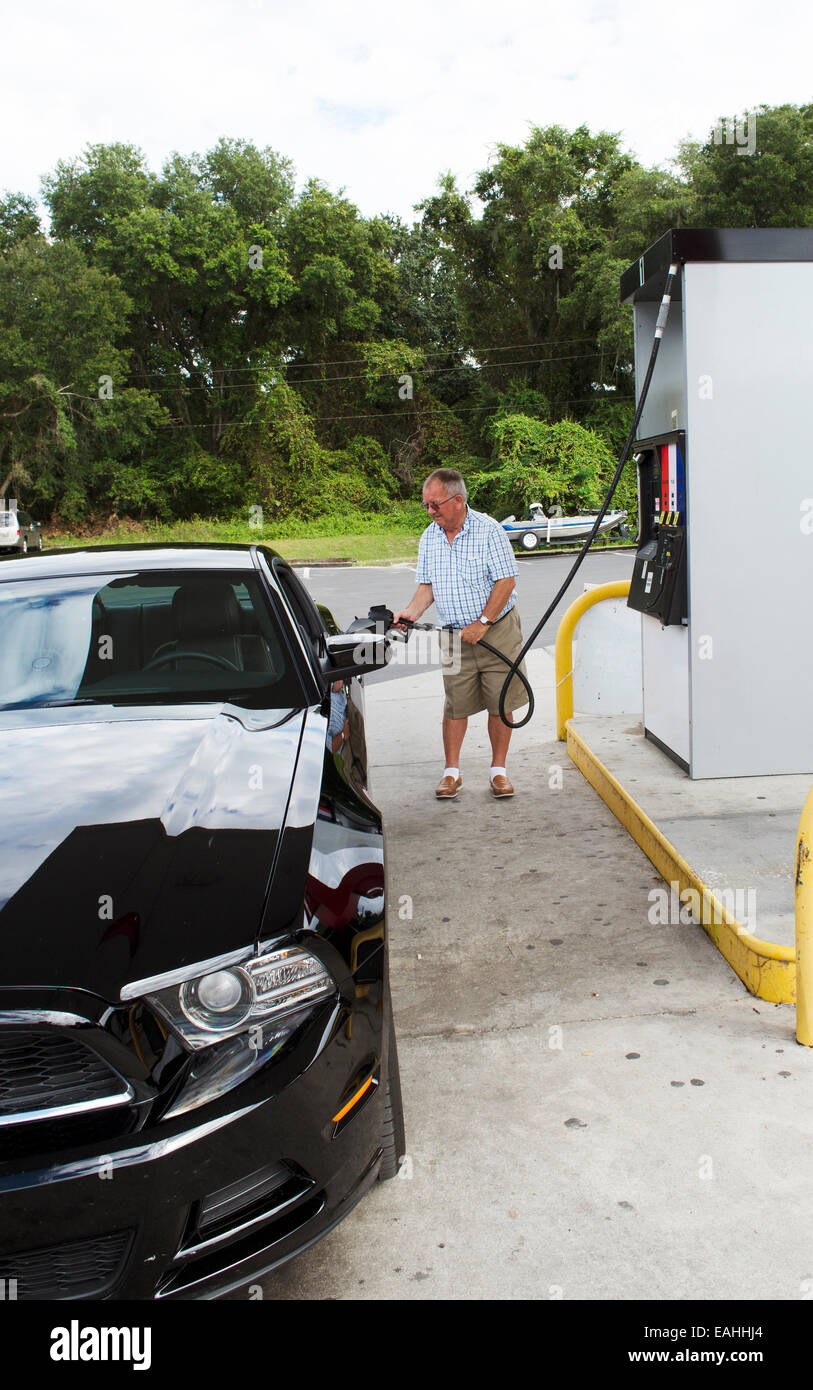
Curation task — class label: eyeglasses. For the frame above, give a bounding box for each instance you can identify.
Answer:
[423,494,459,513]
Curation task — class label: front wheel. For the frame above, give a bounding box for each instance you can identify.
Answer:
[378,1004,406,1181]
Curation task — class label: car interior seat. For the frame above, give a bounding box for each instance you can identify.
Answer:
[149,580,275,672]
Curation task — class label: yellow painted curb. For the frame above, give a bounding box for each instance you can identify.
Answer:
[566,723,796,1004]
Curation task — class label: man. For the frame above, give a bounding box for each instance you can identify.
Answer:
[394,468,529,800]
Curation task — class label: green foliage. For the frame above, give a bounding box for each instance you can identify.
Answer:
[419,124,638,415]
[468,415,620,517]
[492,383,550,424]
[679,105,813,227]
[0,193,42,252]
[582,397,634,457]
[2,106,811,529]
[360,339,425,406]
[0,234,161,519]
[378,210,466,355]
[419,398,480,475]
[581,397,638,522]
[89,458,168,517]
[222,381,399,521]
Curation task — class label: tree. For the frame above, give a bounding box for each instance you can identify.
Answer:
[467,416,630,520]
[680,104,813,227]
[418,126,640,417]
[0,193,42,253]
[11,108,812,529]
[0,236,164,518]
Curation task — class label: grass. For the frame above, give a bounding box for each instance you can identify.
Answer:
[44,506,633,567]
[44,511,424,566]
[272,533,421,564]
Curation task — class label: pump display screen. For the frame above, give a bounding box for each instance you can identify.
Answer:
[658,440,685,523]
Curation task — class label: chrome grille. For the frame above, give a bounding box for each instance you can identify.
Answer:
[0,1028,131,1126]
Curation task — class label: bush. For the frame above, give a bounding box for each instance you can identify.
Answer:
[467,414,630,520]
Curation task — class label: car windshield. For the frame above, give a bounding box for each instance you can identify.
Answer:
[0,569,307,711]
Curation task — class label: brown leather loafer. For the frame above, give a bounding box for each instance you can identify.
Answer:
[490,774,514,798]
[435,775,462,799]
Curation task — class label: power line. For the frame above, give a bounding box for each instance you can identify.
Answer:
[89,349,621,398]
[147,395,632,429]
[282,350,619,386]
[121,335,612,381]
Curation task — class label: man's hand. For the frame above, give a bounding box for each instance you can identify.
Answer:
[460,620,486,645]
[393,583,434,629]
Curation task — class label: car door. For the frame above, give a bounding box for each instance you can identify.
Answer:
[17,512,35,553]
[270,560,328,673]
[271,559,369,792]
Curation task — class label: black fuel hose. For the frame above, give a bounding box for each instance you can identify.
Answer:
[496,260,681,729]
[437,624,535,721]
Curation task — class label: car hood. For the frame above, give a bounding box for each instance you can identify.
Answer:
[0,704,326,1000]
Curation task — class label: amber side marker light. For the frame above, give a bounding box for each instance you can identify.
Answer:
[332,1073,376,1124]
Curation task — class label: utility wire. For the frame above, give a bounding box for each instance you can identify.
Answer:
[142,395,633,428]
[90,349,621,397]
[121,335,610,381]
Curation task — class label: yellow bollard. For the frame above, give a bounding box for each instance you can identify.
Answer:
[795,786,813,1046]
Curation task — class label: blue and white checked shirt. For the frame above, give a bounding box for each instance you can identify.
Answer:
[415,507,518,627]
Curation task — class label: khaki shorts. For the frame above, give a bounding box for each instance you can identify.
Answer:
[439,607,530,719]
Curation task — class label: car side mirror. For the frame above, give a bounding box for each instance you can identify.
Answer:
[323,632,391,678]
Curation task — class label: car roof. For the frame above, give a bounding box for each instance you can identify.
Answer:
[0,542,286,582]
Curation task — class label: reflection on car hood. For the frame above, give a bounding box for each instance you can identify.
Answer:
[0,704,325,999]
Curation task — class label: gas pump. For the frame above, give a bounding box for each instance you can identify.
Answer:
[627,430,687,627]
[493,227,813,779]
[619,227,813,778]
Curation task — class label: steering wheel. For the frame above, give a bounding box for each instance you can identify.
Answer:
[144,649,240,672]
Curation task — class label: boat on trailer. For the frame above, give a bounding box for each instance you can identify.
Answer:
[501,502,628,550]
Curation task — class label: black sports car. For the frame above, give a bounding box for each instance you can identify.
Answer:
[0,543,404,1299]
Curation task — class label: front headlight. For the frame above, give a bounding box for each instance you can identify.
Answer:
[161,1009,315,1120]
[146,946,336,1049]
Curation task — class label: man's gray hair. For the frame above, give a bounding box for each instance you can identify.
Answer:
[423,467,468,502]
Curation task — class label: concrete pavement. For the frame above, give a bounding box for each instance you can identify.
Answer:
[257,649,813,1301]
[569,714,808,951]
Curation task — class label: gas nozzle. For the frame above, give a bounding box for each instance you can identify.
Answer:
[346,605,413,641]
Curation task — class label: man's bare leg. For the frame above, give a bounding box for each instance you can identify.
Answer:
[442,715,468,769]
[487,711,514,768]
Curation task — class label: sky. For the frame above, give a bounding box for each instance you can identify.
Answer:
[2,0,812,225]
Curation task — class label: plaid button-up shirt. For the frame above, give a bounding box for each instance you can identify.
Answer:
[415,507,518,627]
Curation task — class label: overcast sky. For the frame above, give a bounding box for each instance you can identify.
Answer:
[2,0,811,224]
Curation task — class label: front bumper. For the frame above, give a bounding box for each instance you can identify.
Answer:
[0,977,389,1299]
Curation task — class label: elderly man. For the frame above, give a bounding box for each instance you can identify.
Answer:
[394,467,529,799]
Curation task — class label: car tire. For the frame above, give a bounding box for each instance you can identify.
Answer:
[378,1003,406,1182]
[21,539,27,555]
[521,531,539,550]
